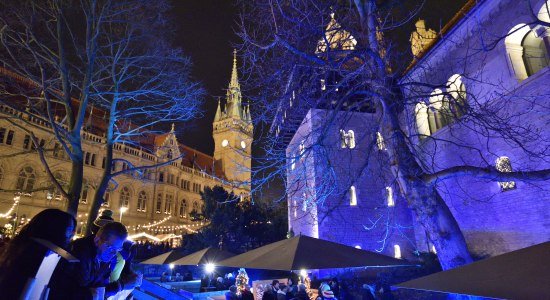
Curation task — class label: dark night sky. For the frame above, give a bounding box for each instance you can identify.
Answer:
[170,0,467,157]
[170,0,239,155]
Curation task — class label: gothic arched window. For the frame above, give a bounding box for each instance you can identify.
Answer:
[349,186,357,206]
[386,186,395,207]
[522,30,549,76]
[447,74,467,117]
[119,187,130,208]
[182,199,188,217]
[80,179,89,204]
[137,191,147,212]
[16,166,36,192]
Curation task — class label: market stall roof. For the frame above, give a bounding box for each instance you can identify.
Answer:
[170,247,235,266]
[394,242,550,299]
[139,250,186,265]
[217,235,410,271]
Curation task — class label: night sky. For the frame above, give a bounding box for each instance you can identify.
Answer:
[171,0,239,155]
[171,0,466,157]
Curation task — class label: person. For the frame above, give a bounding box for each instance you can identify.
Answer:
[286,278,297,298]
[0,209,76,299]
[277,284,288,300]
[317,282,337,300]
[225,285,239,300]
[160,272,168,283]
[89,209,115,235]
[330,278,340,298]
[241,283,254,300]
[292,284,308,300]
[262,280,279,300]
[49,222,141,299]
[361,284,376,300]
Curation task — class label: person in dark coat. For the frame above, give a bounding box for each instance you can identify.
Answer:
[262,280,279,300]
[49,222,141,299]
[225,285,239,300]
[0,209,76,299]
[241,284,254,300]
[292,283,309,300]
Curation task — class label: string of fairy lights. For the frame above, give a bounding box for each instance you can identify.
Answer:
[0,195,20,218]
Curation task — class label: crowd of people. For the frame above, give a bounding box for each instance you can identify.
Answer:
[0,208,142,299]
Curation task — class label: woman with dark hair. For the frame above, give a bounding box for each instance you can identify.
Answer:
[0,208,76,298]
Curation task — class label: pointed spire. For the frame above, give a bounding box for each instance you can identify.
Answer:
[170,123,175,132]
[230,49,240,91]
[228,49,243,119]
[214,98,222,122]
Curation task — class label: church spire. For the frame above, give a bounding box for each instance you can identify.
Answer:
[227,49,243,119]
[214,97,222,122]
[230,49,240,91]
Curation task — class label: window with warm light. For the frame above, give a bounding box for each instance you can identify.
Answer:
[350,186,357,206]
[394,244,402,259]
[386,187,395,207]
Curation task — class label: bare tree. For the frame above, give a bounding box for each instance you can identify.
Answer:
[0,0,108,215]
[238,0,550,270]
[84,0,204,232]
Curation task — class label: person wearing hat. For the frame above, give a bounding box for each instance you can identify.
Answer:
[90,209,115,235]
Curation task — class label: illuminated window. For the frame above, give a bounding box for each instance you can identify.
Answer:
[376,132,386,150]
[431,245,437,254]
[386,187,395,207]
[320,79,326,91]
[394,245,402,259]
[156,193,163,213]
[340,130,356,149]
[80,180,89,204]
[137,191,147,212]
[415,102,430,138]
[180,199,188,217]
[349,186,357,206]
[16,166,35,192]
[302,192,307,212]
[495,156,516,191]
[165,194,173,214]
[119,187,130,208]
[447,74,467,117]
[293,199,297,217]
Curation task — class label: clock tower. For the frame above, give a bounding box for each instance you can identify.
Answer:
[213,50,253,189]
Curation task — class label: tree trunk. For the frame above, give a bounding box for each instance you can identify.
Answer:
[85,142,113,235]
[383,97,473,270]
[65,139,83,216]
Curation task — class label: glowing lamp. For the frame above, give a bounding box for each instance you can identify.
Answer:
[205,263,215,274]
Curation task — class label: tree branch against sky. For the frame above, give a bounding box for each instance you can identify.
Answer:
[238,0,550,270]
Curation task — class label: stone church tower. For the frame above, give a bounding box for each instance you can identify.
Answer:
[212,50,253,189]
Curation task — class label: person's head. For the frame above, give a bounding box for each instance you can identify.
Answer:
[94,222,127,262]
[288,278,293,286]
[16,209,76,248]
[320,282,331,292]
[90,209,114,235]
[229,285,237,293]
[298,284,306,292]
[272,279,280,290]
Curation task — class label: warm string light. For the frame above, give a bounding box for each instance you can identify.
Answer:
[0,196,20,218]
[142,216,171,228]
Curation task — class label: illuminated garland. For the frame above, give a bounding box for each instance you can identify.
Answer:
[0,196,20,218]
[142,216,171,228]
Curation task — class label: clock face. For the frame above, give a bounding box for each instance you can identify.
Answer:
[241,141,246,149]
[222,139,229,147]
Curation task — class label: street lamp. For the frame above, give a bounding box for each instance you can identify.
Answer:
[119,206,128,223]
